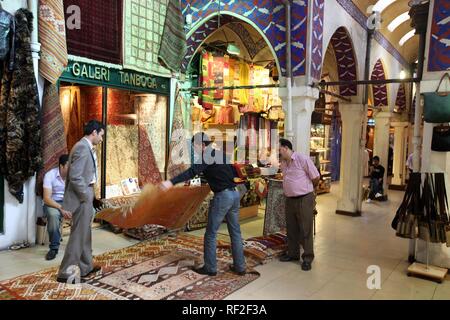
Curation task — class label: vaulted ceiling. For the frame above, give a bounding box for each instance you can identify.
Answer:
[353,0,421,63]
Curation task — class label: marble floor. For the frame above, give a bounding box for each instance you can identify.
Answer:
[1,183,449,300]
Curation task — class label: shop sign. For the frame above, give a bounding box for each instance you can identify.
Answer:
[60,61,170,94]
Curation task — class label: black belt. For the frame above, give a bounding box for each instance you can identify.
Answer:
[288,192,313,199]
[216,187,236,193]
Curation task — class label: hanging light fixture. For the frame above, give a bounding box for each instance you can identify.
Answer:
[227,43,240,55]
[400,69,407,79]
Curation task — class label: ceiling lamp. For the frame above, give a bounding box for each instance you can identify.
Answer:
[388,11,410,32]
[400,69,407,79]
[372,0,396,13]
[227,43,240,55]
[399,30,416,46]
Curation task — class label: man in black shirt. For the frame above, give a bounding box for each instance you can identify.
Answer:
[160,132,246,276]
[367,156,385,202]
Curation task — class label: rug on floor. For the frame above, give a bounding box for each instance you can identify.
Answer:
[0,234,260,300]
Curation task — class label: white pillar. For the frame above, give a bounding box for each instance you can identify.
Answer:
[279,84,318,155]
[390,122,409,187]
[373,108,391,194]
[336,104,364,216]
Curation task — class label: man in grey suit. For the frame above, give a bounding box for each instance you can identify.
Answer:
[57,120,105,284]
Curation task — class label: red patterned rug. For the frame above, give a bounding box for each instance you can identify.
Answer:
[0,234,260,300]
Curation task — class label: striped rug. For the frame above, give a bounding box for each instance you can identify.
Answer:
[36,82,68,197]
[38,0,68,83]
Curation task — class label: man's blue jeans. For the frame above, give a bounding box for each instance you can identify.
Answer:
[369,178,383,199]
[43,201,63,251]
[204,189,246,273]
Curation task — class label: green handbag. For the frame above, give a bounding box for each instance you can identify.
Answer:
[423,73,450,123]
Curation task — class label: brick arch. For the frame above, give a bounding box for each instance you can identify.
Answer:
[394,83,406,113]
[371,59,388,107]
[328,27,358,96]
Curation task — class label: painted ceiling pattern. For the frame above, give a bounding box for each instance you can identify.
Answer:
[428,0,449,72]
[226,23,267,60]
[330,27,357,96]
[310,0,325,81]
[371,59,388,107]
[394,83,406,113]
[181,0,309,76]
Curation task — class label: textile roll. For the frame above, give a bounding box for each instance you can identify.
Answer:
[36,82,68,196]
[38,0,68,83]
[138,125,162,186]
[158,0,186,73]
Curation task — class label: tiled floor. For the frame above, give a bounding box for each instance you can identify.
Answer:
[1,183,449,300]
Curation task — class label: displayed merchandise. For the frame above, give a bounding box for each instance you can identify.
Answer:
[97,184,211,230]
[167,89,190,179]
[423,73,450,123]
[310,123,331,194]
[120,178,140,196]
[123,0,170,75]
[263,179,287,236]
[105,184,123,199]
[65,0,122,64]
[157,0,186,73]
[431,125,450,152]
[393,172,450,245]
[0,9,42,203]
[0,234,260,300]
[138,125,162,186]
[106,125,139,186]
[136,94,168,172]
[186,192,214,231]
[38,0,68,83]
[36,83,68,197]
[123,224,167,241]
[0,7,14,65]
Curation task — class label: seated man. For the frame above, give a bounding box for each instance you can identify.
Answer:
[367,156,385,202]
[43,154,72,260]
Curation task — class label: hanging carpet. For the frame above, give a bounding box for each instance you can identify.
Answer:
[36,82,68,196]
[63,0,122,64]
[0,234,260,300]
[158,0,186,73]
[138,125,162,186]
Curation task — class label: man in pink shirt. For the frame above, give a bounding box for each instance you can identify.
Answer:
[279,139,320,271]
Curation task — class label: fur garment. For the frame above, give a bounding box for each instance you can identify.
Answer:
[0,9,42,203]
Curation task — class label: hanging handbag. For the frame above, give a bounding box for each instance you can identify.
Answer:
[423,73,450,123]
[431,125,450,152]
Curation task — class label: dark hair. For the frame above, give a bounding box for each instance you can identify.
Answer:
[279,138,293,150]
[191,132,211,146]
[373,156,380,161]
[59,154,69,166]
[83,120,105,136]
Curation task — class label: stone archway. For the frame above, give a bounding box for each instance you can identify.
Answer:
[327,27,358,96]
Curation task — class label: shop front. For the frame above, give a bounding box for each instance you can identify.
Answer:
[58,60,171,201]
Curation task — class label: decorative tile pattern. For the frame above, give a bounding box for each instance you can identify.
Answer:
[330,27,357,96]
[226,23,267,60]
[335,0,409,68]
[181,0,309,76]
[394,83,406,113]
[123,0,171,76]
[428,0,450,72]
[371,59,388,107]
[310,0,325,80]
